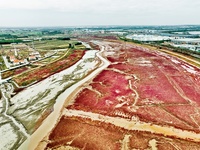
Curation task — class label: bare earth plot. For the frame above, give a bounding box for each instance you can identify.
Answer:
[40,40,200,150]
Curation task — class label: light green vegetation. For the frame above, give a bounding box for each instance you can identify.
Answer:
[33,39,71,50]
[39,50,67,64]
[16,49,29,60]
[33,39,86,51]
[0,56,7,70]
[40,56,58,64]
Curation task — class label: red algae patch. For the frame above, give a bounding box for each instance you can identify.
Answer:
[69,69,135,114]
[45,116,200,150]
[45,116,122,150]
[164,105,200,130]
[37,40,200,150]
[67,41,200,133]
[130,106,194,131]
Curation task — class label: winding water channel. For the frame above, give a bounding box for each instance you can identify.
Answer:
[19,44,110,150]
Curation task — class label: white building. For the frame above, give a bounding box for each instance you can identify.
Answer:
[126,34,172,41]
[172,38,200,45]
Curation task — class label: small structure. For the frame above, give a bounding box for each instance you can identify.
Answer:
[171,38,200,45]
[13,59,20,66]
[13,59,25,66]
[29,55,37,61]
[9,55,25,66]
[9,55,15,63]
[29,51,41,60]
[196,46,200,51]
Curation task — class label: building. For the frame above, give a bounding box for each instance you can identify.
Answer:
[29,51,41,59]
[195,46,200,51]
[13,59,25,66]
[9,55,25,66]
[9,56,15,63]
[29,55,36,61]
[172,38,200,45]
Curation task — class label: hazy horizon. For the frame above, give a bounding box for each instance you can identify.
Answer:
[1,24,200,29]
[0,0,200,27]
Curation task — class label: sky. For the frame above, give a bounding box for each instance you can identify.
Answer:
[0,0,200,27]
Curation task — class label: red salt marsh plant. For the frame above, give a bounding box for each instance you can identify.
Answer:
[67,43,200,133]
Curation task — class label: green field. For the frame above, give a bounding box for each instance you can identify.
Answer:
[0,56,7,70]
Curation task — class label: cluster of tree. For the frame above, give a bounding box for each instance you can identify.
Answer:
[161,44,200,57]
[42,30,63,35]
[0,34,18,38]
[119,36,143,44]
[68,42,82,48]
[57,37,71,40]
[68,43,74,48]
[0,39,23,44]
[74,42,82,45]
